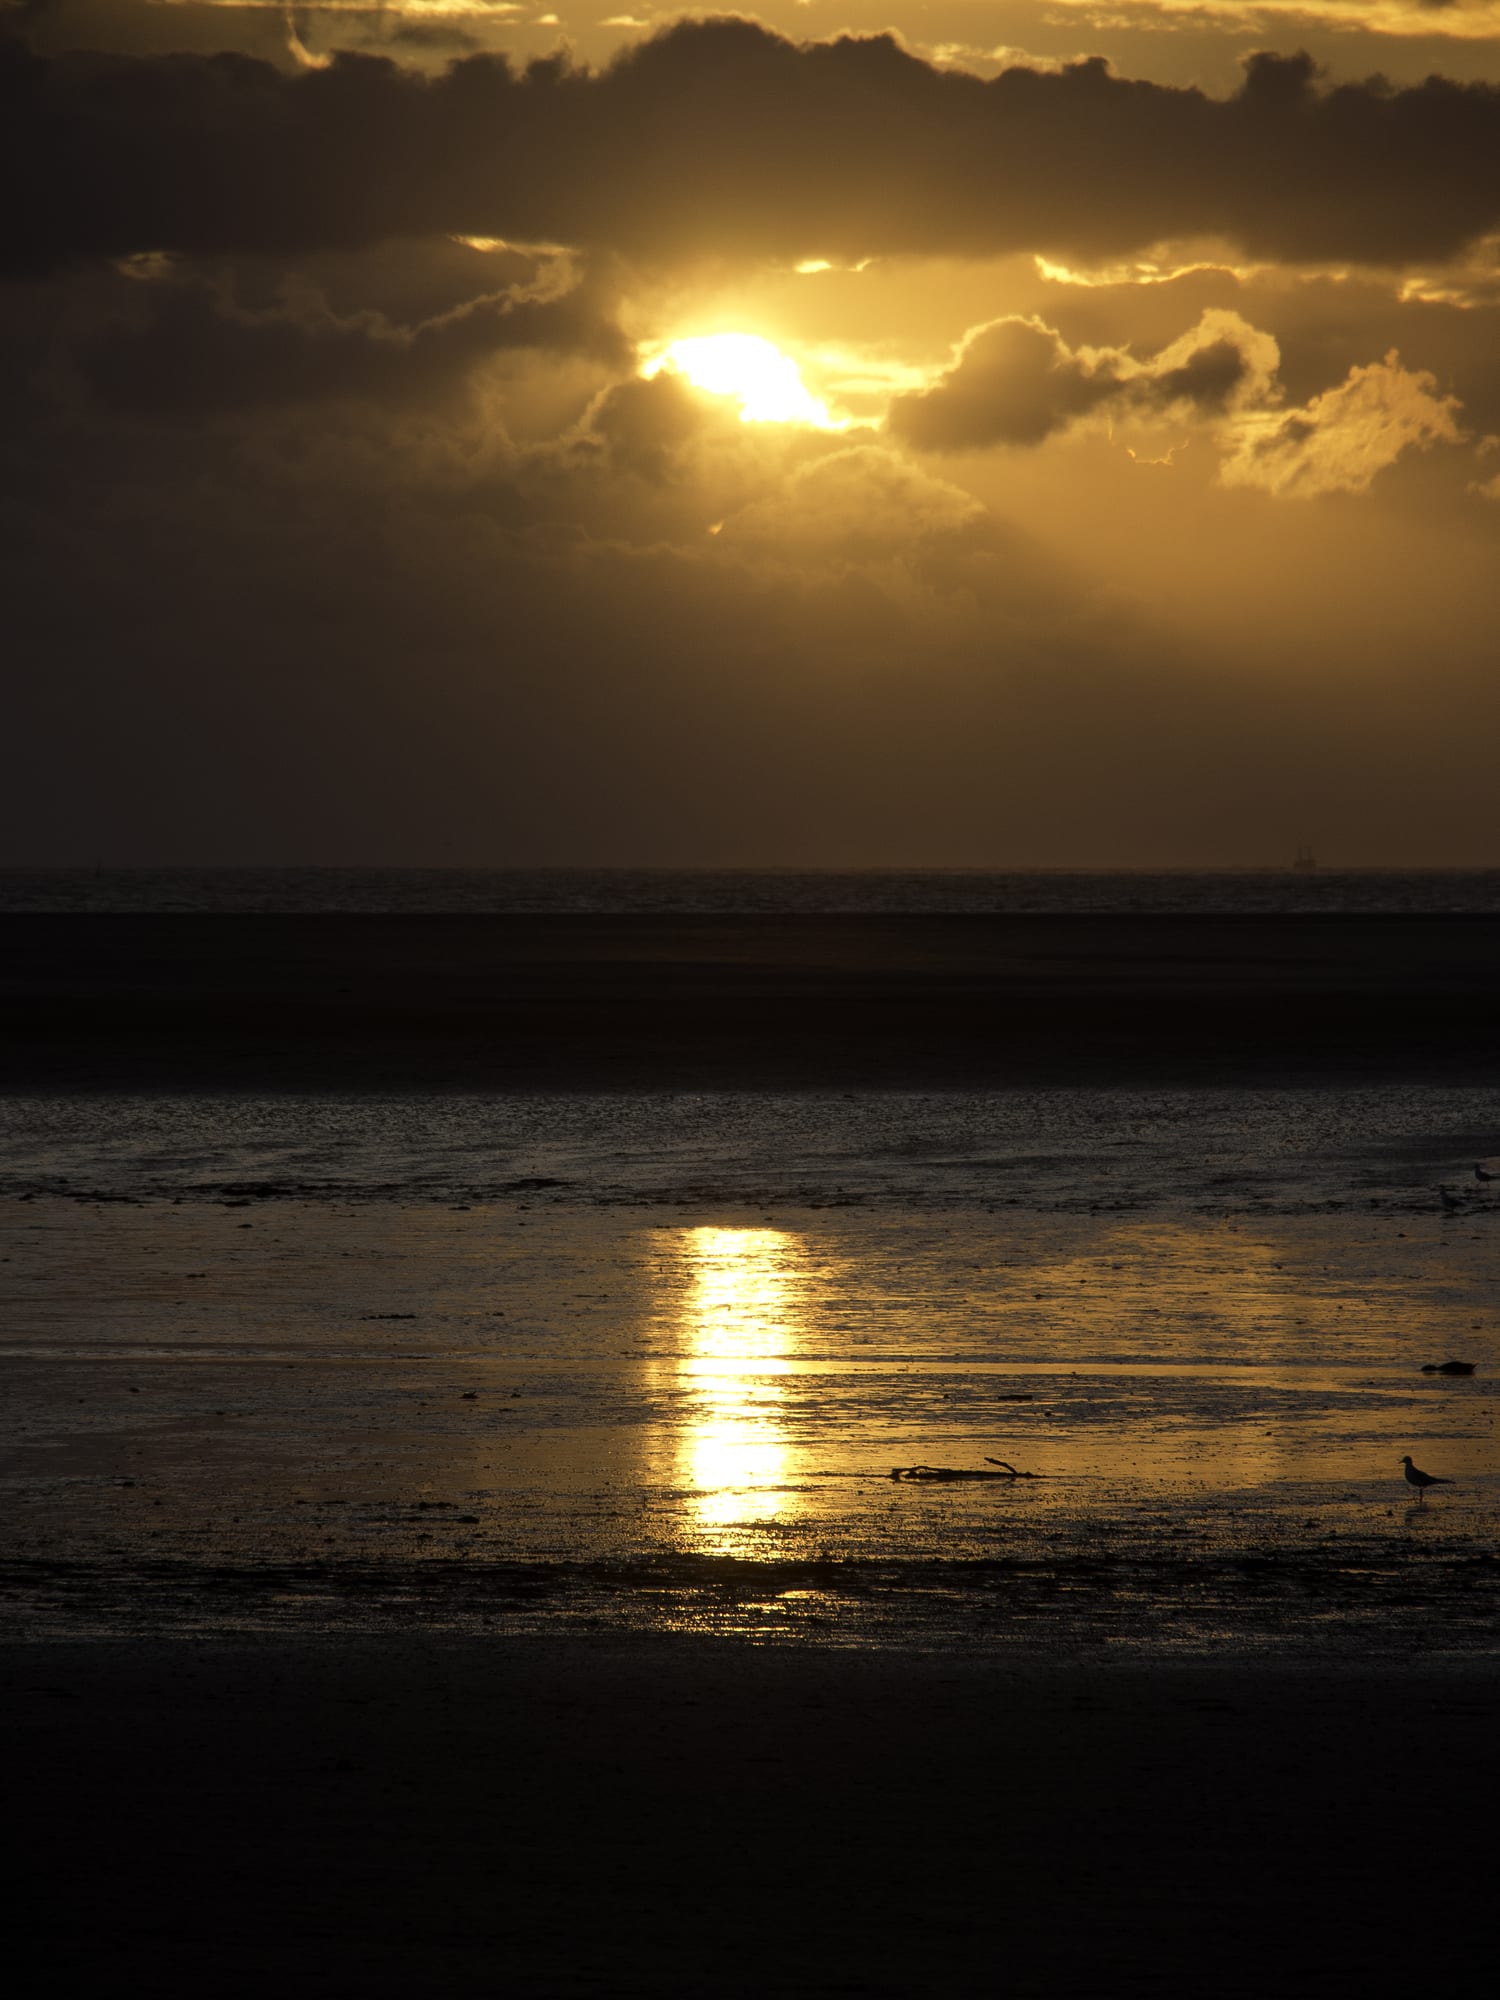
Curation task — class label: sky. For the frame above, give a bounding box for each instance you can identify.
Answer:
[4,1,1499,866]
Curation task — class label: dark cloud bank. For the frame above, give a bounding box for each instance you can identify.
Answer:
[6,18,1500,271]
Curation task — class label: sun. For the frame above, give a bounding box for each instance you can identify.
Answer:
[641,332,837,428]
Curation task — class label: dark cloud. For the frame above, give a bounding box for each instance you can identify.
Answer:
[13,0,298,65]
[1150,338,1247,413]
[888,311,1269,451]
[386,24,482,53]
[587,371,710,480]
[77,268,629,416]
[888,319,1120,450]
[4,20,1500,276]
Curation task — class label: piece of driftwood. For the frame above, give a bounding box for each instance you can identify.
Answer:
[890,1459,1039,1482]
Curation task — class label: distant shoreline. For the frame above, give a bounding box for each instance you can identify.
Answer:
[4,864,1500,917]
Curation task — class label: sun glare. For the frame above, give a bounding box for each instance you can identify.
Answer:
[642,332,836,427]
[671,1226,804,1541]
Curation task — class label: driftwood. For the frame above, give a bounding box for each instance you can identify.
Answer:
[890,1459,1039,1483]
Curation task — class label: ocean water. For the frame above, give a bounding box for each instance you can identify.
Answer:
[3,1087,1497,1651]
[4,865,1500,914]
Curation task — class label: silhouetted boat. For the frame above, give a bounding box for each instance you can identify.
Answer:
[1292,845,1316,872]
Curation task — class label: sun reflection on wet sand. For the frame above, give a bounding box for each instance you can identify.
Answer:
[672,1227,806,1544]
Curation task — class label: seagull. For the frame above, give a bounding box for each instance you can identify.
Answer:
[1401,1455,1453,1502]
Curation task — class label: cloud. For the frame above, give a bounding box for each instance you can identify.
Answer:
[584,368,712,480]
[888,318,1121,450]
[888,301,1468,494]
[6,22,1500,275]
[1146,310,1281,411]
[718,446,987,562]
[4,16,1500,867]
[887,308,1280,450]
[75,265,629,416]
[4,247,1497,868]
[1220,349,1465,494]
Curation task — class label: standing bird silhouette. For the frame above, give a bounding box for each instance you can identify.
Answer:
[1400,1455,1453,1501]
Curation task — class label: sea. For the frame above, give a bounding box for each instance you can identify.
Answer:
[4,864,1500,914]
[2,868,1497,1652]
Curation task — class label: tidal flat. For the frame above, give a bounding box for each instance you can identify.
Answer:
[3,1107,1496,1650]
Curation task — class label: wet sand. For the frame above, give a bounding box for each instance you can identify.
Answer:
[6,912,1500,1088]
[4,1194,1496,1650]
[7,1637,1495,1997]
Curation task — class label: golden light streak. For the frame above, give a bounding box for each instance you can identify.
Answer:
[1030,0,1500,43]
[1034,251,1256,288]
[671,1227,804,1540]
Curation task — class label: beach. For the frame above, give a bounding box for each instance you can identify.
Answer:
[8,1639,1497,1996]
[4,901,1498,1991]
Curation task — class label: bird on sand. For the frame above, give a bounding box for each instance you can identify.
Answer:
[1400,1456,1454,1501]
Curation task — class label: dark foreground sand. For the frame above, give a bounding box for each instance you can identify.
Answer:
[8,1637,1495,1998]
[6,913,1500,1088]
